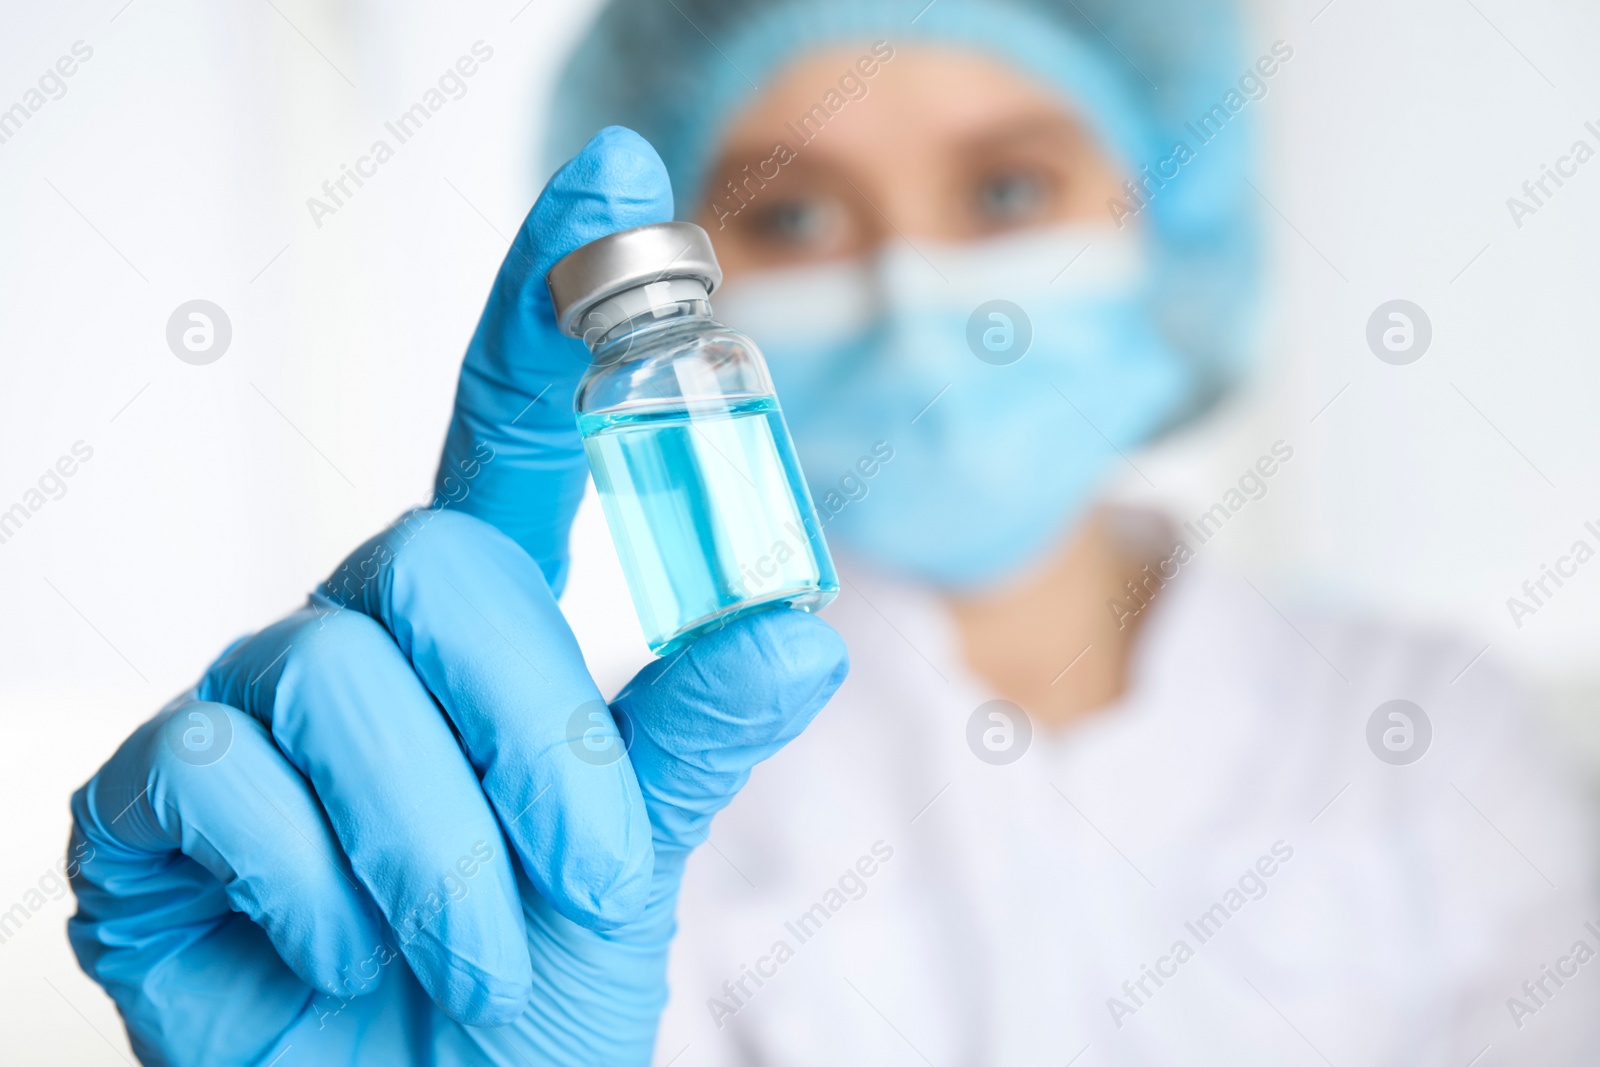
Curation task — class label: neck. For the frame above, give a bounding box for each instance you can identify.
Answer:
[944,508,1167,729]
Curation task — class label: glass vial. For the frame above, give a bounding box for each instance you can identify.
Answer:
[547,221,838,656]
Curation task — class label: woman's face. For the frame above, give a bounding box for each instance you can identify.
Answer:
[693,44,1127,283]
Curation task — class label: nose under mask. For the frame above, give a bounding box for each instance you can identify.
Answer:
[713,224,1197,588]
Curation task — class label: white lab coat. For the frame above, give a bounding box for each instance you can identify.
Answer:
[654,557,1600,1066]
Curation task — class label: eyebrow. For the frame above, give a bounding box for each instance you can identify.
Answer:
[699,106,1104,199]
[700,146,849,195]
[955,110,1098,156]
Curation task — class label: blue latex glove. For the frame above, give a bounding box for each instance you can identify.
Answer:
[67,126,849,1066]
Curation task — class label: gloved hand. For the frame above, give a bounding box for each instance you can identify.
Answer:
[67,127,848,1067]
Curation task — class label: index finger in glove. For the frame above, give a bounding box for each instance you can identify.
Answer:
[437,125,673,593]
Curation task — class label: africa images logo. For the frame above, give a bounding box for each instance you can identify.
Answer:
[1365,700,1431,766]
[163,704,234,767]
[166,300,232,365]
[1107,41,1294,228]
[966,700,1032,765]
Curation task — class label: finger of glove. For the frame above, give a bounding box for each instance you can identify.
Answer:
[437,125,674,594]
[613,609,849,857]
[68,702,382,1004]
[200,606,535,1027]
[320,507,654,932]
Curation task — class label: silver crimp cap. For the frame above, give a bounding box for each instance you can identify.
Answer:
[545,221,723,339]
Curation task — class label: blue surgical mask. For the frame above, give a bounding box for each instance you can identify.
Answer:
[713,225,1197,588]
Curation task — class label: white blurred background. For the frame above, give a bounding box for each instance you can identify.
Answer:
[1,0,1597,1060]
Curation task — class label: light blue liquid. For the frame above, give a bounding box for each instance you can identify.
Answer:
[578,395,839,655]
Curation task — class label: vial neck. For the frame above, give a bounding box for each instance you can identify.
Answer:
[580,279,713,353]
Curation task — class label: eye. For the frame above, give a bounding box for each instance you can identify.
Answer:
[748,197,840,248]
[973,168,1052,227]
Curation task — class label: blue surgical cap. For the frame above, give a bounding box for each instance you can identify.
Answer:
[547,0,1261,415]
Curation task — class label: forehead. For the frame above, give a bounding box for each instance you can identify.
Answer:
[715,43,1092,164]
